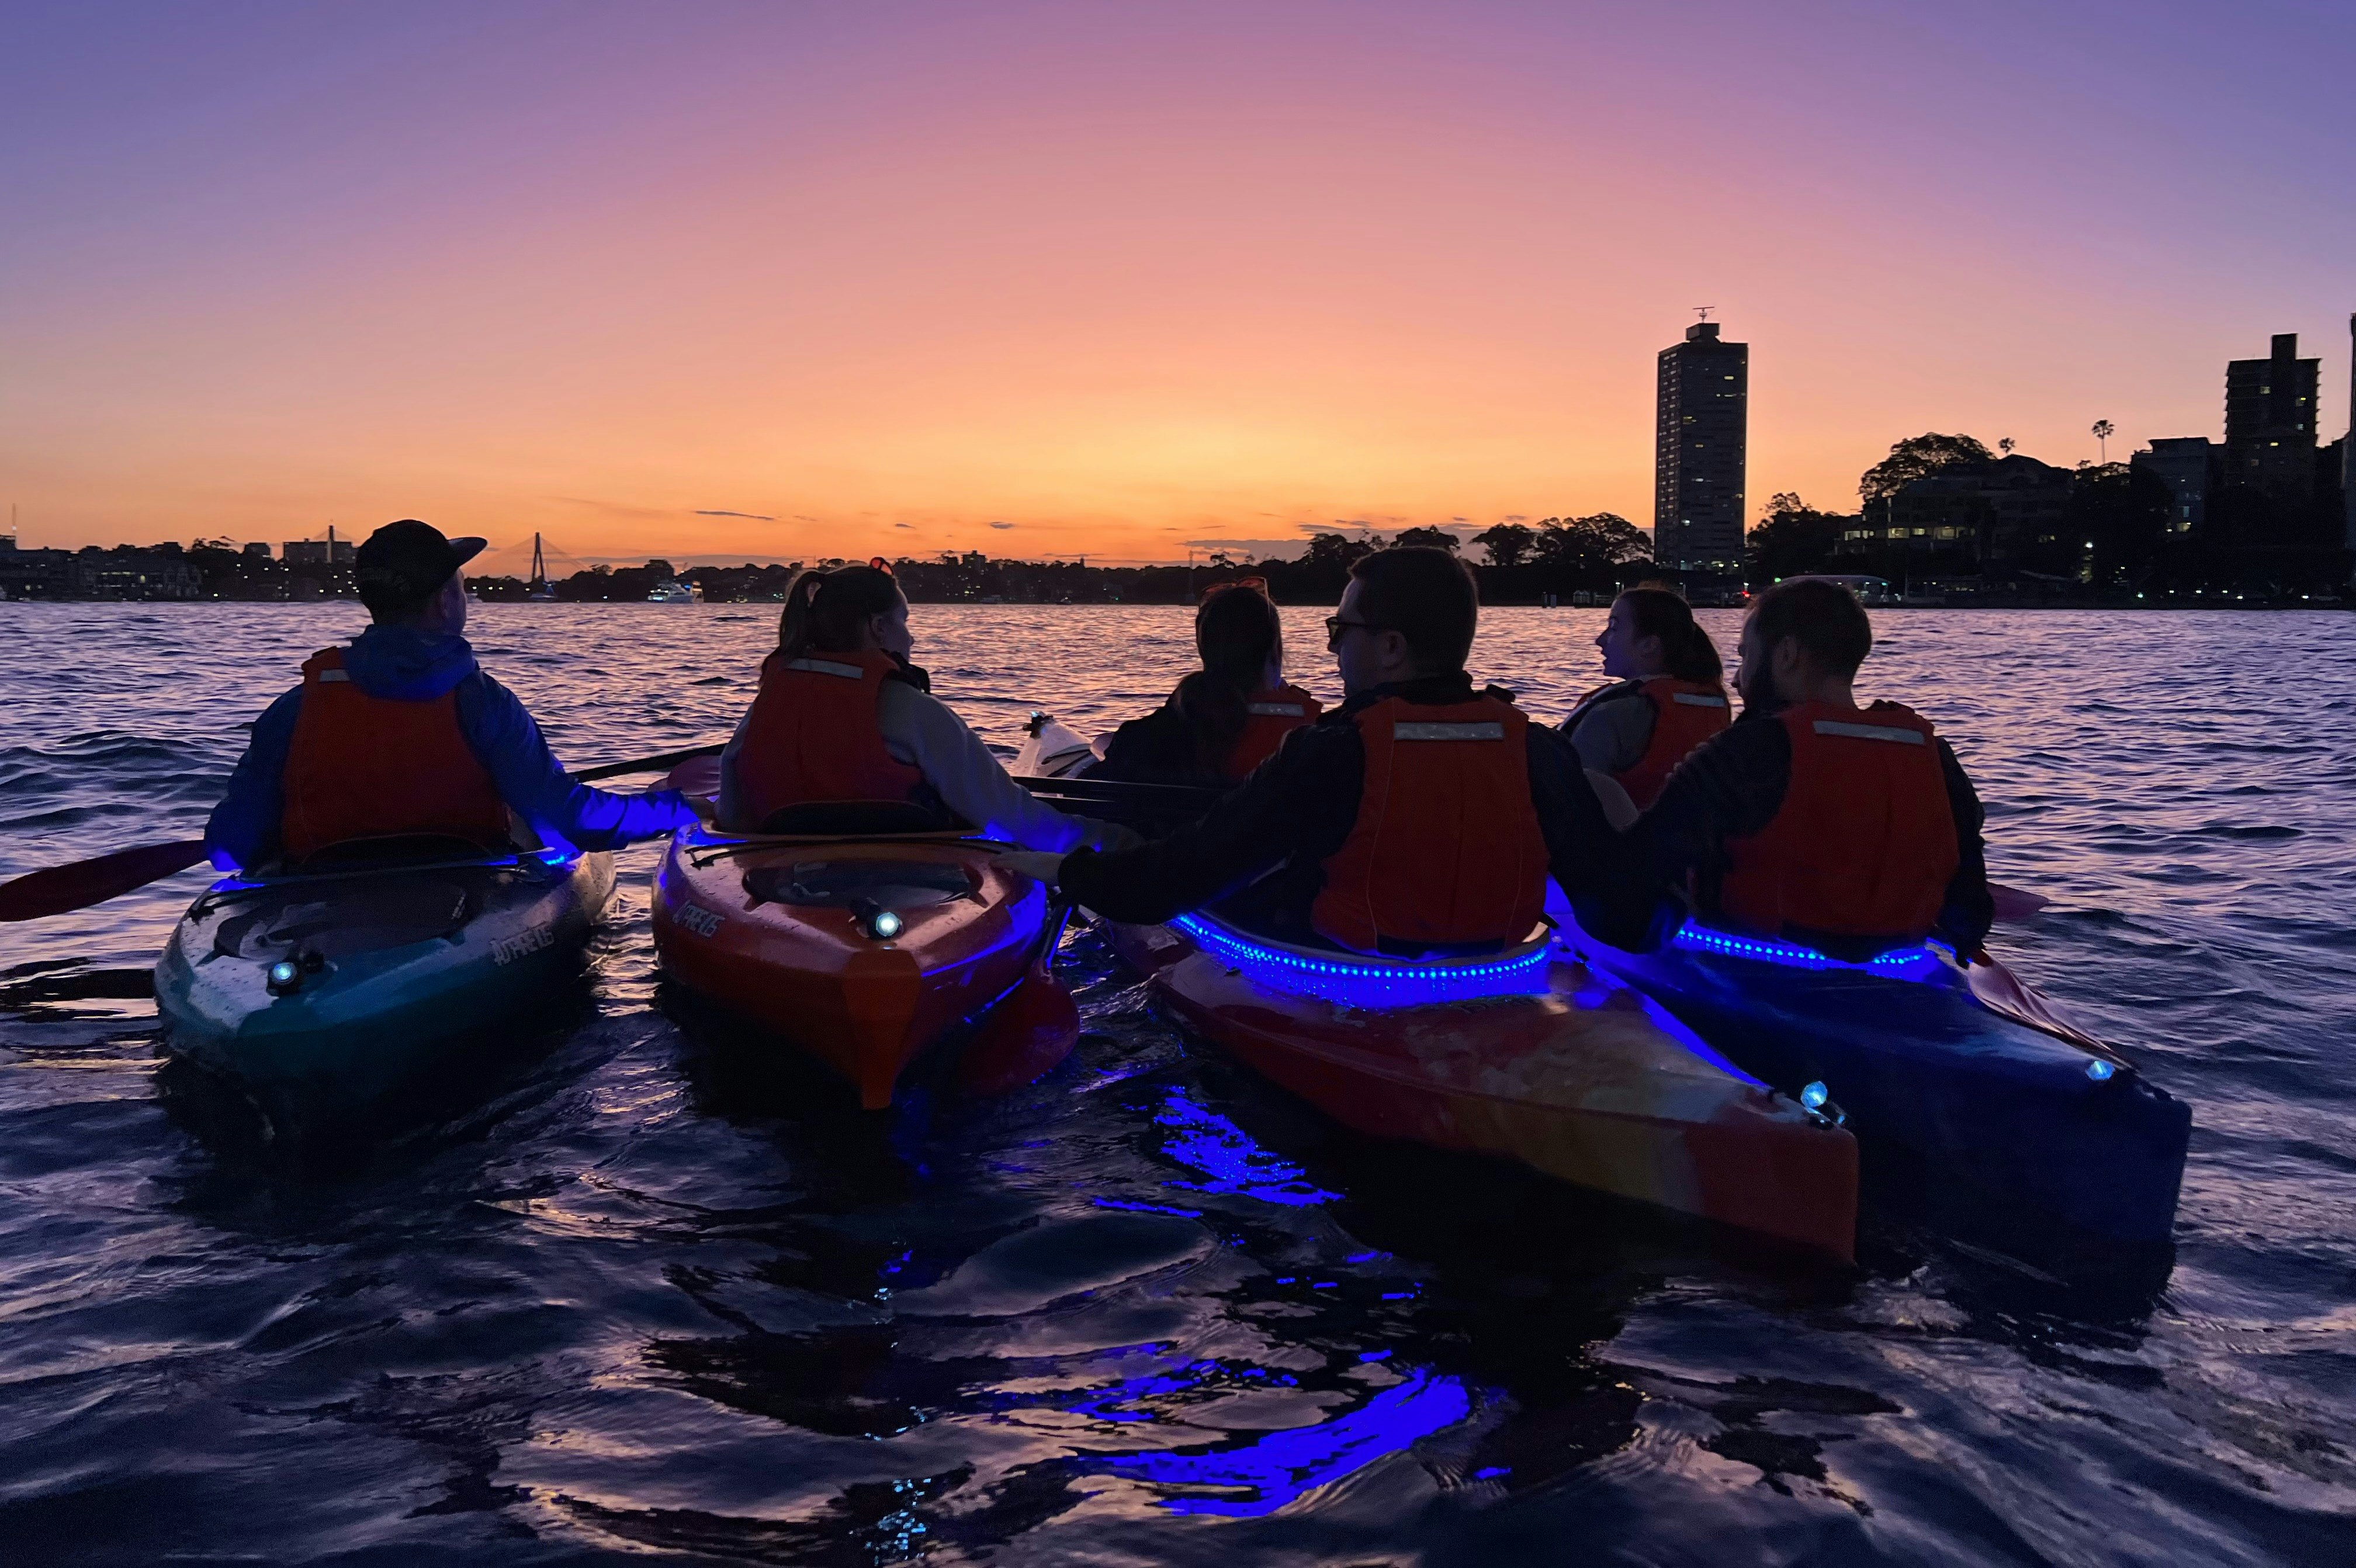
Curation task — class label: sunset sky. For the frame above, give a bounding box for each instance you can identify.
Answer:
[3,2,2350,568]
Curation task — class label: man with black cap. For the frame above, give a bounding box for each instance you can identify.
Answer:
[206,519,697,871]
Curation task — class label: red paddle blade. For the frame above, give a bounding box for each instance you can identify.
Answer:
[0,839,211,922]
[1965,952,2123,1064]
[958,966,1081,1097]
[1988,882,2050,923]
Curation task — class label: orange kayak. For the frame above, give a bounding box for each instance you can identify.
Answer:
[653,827,1055,1108]
[1108,914,1859,1260]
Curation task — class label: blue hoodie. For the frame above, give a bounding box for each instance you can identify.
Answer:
[206,625,695,872]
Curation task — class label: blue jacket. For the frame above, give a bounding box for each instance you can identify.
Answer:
[206,626,695,871]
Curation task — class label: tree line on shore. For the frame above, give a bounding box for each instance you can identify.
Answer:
[29,431,2350,605]
[465,514,1659,606]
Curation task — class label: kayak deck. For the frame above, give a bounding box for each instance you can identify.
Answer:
[1561,910,2191,1248]
[1110,917,1859,1260]
[652,827,1050,1108]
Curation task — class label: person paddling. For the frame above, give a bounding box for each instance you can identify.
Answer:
[206,520,698,872]
[717,561,1132,851]
[1637,577,1993,961]
[1088,579,1321,785]
[999,546,1672,954]
[1561,587,1731,810]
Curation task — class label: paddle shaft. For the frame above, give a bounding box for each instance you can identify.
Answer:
[0,839,210,923]
[0,741,729,922]
[573,740,727,783]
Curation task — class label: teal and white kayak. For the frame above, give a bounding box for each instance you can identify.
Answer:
[155,847,615,1122]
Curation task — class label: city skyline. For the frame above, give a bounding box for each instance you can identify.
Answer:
[4,3,2353,564]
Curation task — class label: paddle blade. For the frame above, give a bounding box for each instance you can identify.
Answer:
[663,754,722,797]
[0,839,210,922]
[1966,951,2120,1061]
[958,966,1080,1097]
[1988,882,2050,923]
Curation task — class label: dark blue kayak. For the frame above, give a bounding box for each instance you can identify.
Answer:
[1559,911,2190,1250]
[157,847,615,1124]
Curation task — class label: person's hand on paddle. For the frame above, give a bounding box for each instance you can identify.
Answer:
[998,850,1068,889]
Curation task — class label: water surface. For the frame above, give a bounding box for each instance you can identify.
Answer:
[2,602,2352,1564]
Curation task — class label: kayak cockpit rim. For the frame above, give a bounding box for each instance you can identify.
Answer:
[189,846,583,917]
[1165,911,1557,1004]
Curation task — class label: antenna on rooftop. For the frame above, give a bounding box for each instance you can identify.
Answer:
[1694,306,1715,322]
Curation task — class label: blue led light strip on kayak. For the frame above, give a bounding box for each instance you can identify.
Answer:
[1171,913,1550,1004]
[1672,921,1943,976]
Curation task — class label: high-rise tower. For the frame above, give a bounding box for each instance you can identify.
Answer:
[1654,321,1748,578]
[2224,331,2320,502]
[2345,314,2355,562]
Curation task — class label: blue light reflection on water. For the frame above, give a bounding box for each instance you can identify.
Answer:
[1152,1089,1339,1208]
[1101,1371,1475,1517]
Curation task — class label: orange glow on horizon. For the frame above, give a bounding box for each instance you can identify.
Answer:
[3,6,2347,565]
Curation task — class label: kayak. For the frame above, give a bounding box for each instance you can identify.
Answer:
[652,823,1061,1108]
[1557,908,2191,1248]
[1107,913,1859,1260]
[1014,712,1101,779]
[155,846,616,1122]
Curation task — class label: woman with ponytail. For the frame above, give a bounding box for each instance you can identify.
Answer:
[716,562,1132,851]
[1561,585,1731,810]
[1092,581,1322,785]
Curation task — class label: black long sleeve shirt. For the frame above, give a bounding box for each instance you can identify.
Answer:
[1636,700,1995,956]
[1055,673,1676,953]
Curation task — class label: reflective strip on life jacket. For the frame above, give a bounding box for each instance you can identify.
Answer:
[1612,677,1731,809]
[1395,721,1504,740]
[729,648,927,825]
[1813,719,1925,744]
[1311,693,1549,954]
[1225,683,1322,779]
[279,646,510,860]
[1716,700,1959,946]
[784,657,866,679]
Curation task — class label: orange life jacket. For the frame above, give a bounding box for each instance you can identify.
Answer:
[1311,692,1550,954]
[1716,700,1960,946]
[1614,677,1731,808]
[730,650,927,825]
[279,646,509,860]
[1225,684,1322,779]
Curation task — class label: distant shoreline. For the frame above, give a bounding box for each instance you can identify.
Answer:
[4,595,2346,613]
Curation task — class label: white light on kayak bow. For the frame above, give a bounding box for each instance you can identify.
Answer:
[2086,1059,2116,1081]
[868,910,903,940]
[1800,1080,1830,1111]
[266,959,303,995]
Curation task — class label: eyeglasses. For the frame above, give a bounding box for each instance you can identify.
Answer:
[1324,615,1387,647]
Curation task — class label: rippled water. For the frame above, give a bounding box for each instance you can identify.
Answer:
[4,601,2354,1565]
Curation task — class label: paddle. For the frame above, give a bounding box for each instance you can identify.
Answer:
[0,739,737,923]
[0,839,212,924]
[572,740,728,783]
[1014,773,1225,830]
[1988,882,2049,923]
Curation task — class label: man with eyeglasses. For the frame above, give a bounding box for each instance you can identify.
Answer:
[1000,546,1672,956]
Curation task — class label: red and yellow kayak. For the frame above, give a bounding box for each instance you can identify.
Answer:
[653,825,1061,1108]
[1108,914,1859,1260]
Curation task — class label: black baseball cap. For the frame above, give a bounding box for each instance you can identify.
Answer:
[355,519,487,613]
